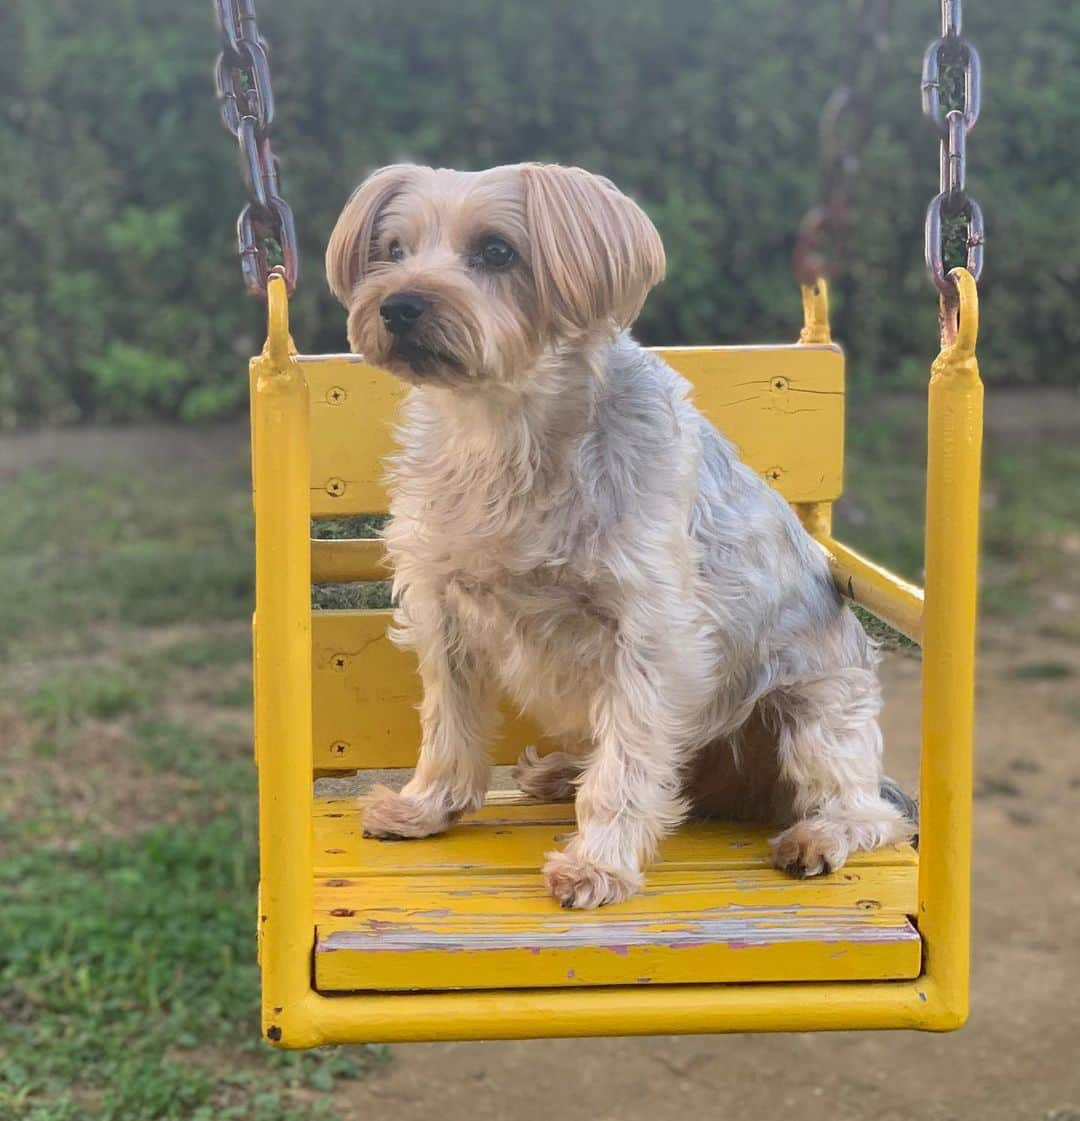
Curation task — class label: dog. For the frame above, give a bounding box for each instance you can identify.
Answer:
[325,162,916,909]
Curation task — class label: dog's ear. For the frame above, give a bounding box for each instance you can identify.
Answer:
[522,164,665,333]
[325,164,417,305]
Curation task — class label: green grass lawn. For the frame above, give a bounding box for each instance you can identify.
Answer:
[0,395,1076,1120]
[0,433,387,1121]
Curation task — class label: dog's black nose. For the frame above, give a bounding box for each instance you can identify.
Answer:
[380,292,429,336]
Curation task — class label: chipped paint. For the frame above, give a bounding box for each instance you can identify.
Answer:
[319,912,920,954]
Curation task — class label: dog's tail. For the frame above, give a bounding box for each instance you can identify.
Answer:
[880,776,919,850]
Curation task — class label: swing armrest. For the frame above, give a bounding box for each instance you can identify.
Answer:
[814,535,924,645]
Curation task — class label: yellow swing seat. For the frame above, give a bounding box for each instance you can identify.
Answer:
[251,273,981,1046]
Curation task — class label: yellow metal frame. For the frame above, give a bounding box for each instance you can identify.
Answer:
[252,272,982,1046]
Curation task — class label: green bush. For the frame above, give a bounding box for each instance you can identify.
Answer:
[1,0,1077,425]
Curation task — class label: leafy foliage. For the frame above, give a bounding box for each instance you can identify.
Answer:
[1,0,1077,423]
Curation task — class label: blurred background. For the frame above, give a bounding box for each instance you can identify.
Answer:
[2,0,1078,425]
[1,2,1078,1120]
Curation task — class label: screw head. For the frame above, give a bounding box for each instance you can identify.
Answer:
[325,477,346,497]
[327,386,347,404]
[772,376,789,391]
[766,467,783,482]
[331,740,348,755]
[331,654,348,671]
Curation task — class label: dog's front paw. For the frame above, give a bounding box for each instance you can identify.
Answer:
[770,820,846,878]
[361,785,453,840]
[542,848,642,909]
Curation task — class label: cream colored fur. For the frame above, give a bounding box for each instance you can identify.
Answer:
[327,163,915,908]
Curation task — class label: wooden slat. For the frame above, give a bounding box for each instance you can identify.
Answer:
[315,888,920,991]
[302,344,844,516]
[312,795,919,992]
[312,610,550,771]
[306,357,403,517]
[313,795,919,880]
[311,537,387,583]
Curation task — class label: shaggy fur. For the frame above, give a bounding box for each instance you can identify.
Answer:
[327,162,915,908]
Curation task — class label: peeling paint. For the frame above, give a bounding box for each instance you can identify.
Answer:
[319,913,920,955]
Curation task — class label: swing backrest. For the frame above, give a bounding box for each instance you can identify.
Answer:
[304,343,844,774]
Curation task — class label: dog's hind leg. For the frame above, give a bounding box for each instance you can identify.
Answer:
[512,744,585,801]
[767,669,916,877]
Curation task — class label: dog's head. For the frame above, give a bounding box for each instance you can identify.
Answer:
[325,163,665,388]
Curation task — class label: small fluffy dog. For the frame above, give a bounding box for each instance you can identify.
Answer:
[326,162,915,909]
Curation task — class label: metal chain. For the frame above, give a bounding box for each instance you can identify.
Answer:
[793,0,894,288]
[213,0,298,298]
[922,0,983,308]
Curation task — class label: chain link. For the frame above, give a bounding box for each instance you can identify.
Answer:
[213,0,297,298]
[922,0,983,306]
[793,0,893,288]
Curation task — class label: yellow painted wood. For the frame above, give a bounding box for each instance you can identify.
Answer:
[313,863,917,912]
[311,793,918,992]
[306,356,402,517]
[251,272,981,1045]
[312,610,550,770]
[917,269,982,1029]
[815,535,925,644]
[311,537,387,583]
[314,794,918,879]
[281,977,955,1045]
[315,889,920,991]
[304,344,844,515]
[252,276,320,1048]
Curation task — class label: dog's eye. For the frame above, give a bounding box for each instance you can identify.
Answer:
[387,239,405,262]
[474,237,516,270]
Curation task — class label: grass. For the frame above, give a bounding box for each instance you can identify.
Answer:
[161,635,253,670]
[0,700,389,1120]
[206,683,254,708]
[0,464,253,660]
[0,819,387,1121]
[1009,660,1075,681]
[27,670,146,728]
[134,718,219,779]
[0,437,390,1120]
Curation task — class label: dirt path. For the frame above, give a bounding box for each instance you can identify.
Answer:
[334,631,1080,1121]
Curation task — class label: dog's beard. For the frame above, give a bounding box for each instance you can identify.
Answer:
[385,336,467,381]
